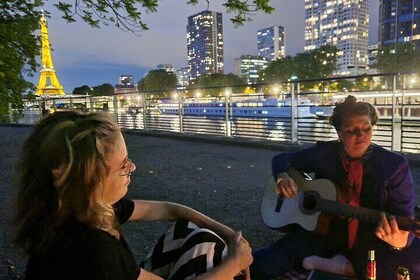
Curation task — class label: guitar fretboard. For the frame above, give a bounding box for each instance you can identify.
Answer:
[315,198,420,231]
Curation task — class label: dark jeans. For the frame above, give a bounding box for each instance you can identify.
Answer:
[250,229,335,280]
[250,229,420,280]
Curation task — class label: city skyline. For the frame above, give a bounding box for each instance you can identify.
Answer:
[29,0,379,92]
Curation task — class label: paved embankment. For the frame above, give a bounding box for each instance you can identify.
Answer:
[1,125,419,279]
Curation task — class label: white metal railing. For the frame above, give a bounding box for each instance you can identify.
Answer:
[8,73,420,153]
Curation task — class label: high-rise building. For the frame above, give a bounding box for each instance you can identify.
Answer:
[119,75,134,87]
[157,64,175,73]
[115,75,135,94]
[368,44,379,67]
[187,10,224,82]
[257,26,286,61]
[234,55,268,84]
[176,67,190,88]
[379,0,420,47]
[304,0,369,75]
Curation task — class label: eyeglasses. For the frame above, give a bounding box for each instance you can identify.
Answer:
[119,156,134,178]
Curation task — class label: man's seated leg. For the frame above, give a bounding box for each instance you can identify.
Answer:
[250,229,329,280]
[302,255,355,278]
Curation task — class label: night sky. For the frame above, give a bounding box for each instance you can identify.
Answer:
[29,0,379,92]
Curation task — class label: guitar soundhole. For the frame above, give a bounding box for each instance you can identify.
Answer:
[301,191,319,215]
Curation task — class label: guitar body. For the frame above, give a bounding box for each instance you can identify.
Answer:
[261,169,420,234]
[261,174,337,231]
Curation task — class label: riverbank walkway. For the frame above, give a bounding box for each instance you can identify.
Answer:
[1,125,420,279]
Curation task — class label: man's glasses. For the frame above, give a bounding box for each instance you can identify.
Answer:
[119,156,133,178]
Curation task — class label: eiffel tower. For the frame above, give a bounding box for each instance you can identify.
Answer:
[36,11,65,95]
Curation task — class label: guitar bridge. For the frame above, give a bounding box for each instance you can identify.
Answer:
[275,194,284,212]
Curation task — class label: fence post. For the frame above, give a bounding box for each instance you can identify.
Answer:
[69,96,74,109]
[113,95,118,121]
[291,82,297,143]
[89,96,93,112]
[8,103,13,123]
[225,90,232,137]
[391,75,402,152]
[178,91,183,133]
[142,92,147,130]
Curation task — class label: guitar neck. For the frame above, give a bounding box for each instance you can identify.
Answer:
[317,198,420,232]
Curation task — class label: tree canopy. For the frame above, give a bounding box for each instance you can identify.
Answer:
[193,73,246,96]
[55,0,274,34]
[138,69,178,92]
[0,0,43,118]
[375,42,420,74]
[259,44,339,84]
[72,83,115,96]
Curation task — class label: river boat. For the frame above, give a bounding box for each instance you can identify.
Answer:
[158,97,314,118]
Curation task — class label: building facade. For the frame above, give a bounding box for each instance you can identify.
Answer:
[187,10,224,82]
[119,75,134,87]
[157,64,175,73]
[115,75,135,94]
[257,26,286,61]
[233,55,268,84]
[176,67,190,88]
[368,43,379,67]
[304,0,369,75]
[379,0,420,47]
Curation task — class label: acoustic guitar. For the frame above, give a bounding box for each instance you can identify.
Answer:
[260,168,420,233]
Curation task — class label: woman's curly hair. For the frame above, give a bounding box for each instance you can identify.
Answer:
[329,95,379,132]
[14,110,121,254]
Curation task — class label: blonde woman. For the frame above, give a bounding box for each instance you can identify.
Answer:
[14,111,252,280]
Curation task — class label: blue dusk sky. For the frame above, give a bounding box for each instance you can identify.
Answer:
[30,0,380,92]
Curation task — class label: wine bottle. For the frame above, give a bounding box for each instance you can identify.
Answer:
[366,250,376,280]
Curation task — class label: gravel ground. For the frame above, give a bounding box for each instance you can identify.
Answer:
[1,126,420,279]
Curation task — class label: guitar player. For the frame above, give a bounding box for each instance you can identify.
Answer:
[250,95,420,280]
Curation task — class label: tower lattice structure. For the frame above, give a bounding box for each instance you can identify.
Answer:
[36,12,65,95]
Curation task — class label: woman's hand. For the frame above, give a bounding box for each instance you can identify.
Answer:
[375,212,410,249]
[228,231,253,280]
[275,173,298,198]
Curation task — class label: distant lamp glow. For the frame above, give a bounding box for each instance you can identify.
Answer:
[195,91,202,98]
[410,78,416,88]
[290,76,298,80]
[172,93,178,99]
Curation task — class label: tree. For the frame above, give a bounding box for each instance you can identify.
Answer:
[259,44,338,88]
[375,42,420,73]
[0,1,42,119]
[92,83,115,96]
[1,0,274,121]
[138,69,177,92]
[55,0,274,34]
[193,73,246,96]
[73,85,93,95]
[259,56,295,83]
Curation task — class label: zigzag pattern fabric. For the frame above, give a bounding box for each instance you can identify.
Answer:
[140,220,228,280]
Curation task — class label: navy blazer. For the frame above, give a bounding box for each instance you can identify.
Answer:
[272,141,415,219]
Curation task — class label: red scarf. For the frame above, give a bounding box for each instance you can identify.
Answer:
[340,156,363,249]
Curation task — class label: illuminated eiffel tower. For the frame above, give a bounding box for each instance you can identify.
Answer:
[36,11,65,95]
